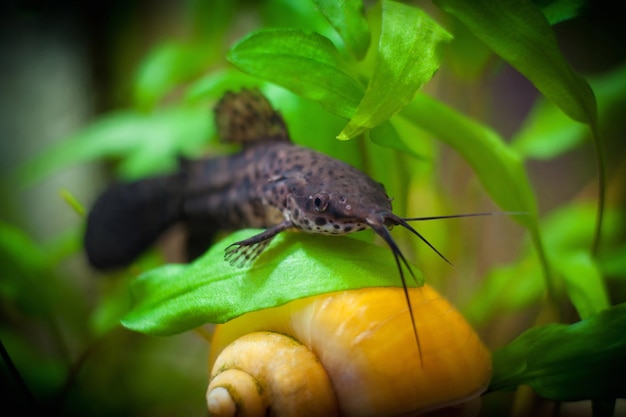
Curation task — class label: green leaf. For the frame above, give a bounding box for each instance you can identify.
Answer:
[400,94,538,222]
[367,121,426,161]
[133,42,208,110]
[433,0,605,253]
[189,0,237,41]
[552,251,609,320]
[0,222,47,274]
[184,69,262,103]
[0,222,50,315]
[542,203,623,256]
[400,93,558,296]
[462,256,544,326]
[433,0,597,126]
[59,188,86,217]
[20,105,213,184]
[122,229,422,336]
[312,0,371,60]
[490,303,626,401]
[444,19,494,81]
[512,65,626,159]
[227,28,364,119]
[535,0,587,25]
[259,0,341,43]
[600,245,626,280]
[511,97,587,159]
[338,0,452,140]
[539,203,612,320]
[91,276,133,337]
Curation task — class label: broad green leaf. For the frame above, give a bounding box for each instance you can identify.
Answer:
[20,105,212,184]
[133,42,209,110]
[433,0,597,126]
[490,303,626,401]
[312,0,371,60]
[338,0,452,140]
[122,229,423,336]
[227,28,364,119]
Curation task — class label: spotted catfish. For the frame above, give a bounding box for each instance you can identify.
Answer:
[85,88,449,276]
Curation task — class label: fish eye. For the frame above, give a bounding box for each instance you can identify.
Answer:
[313,192,329,212]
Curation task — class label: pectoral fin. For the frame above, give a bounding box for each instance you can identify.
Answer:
[224,220,293,267]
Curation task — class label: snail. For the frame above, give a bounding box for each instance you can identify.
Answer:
[207,285,492,417]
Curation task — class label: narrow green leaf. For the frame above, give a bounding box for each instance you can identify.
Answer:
[600,245,626,280]
[541,203,623,256]
[400,93,557,296]
[0,222,50,315]
[512,65,626,159]
[490,303,626,401]
[260,0,342,43]
[312,0,371,60]
[184,69,262,103]
[511,97,587,159]
[91,276,133,337]
[444,19,494,81]
[401,94,537,221]
[0,222,47,275]
[535,0,587,25]
[433,0,597,126]
[338,0,452,140]
[227,28,364,119]
[552,251,609,320]
[59,188,86,217]
[433,0,604,253]
[367,121,426,161]
[122,229,422,336]
[20,105,212,184]
[540,203,611,320]
[133,42,208,110]
[189,0,237,41]
[463,256,544,326]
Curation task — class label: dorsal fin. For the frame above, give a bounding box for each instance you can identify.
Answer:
[214,88,291,146]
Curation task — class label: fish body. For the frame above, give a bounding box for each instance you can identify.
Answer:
[84,90,393,270]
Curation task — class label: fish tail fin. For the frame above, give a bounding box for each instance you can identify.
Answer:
[84,174,183,270]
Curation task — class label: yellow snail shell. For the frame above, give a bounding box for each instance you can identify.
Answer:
[207,285,492,417]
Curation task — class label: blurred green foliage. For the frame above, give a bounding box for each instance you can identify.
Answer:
[2,0,625,416]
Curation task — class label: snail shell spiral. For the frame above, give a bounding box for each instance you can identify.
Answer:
[207,285,492,417]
